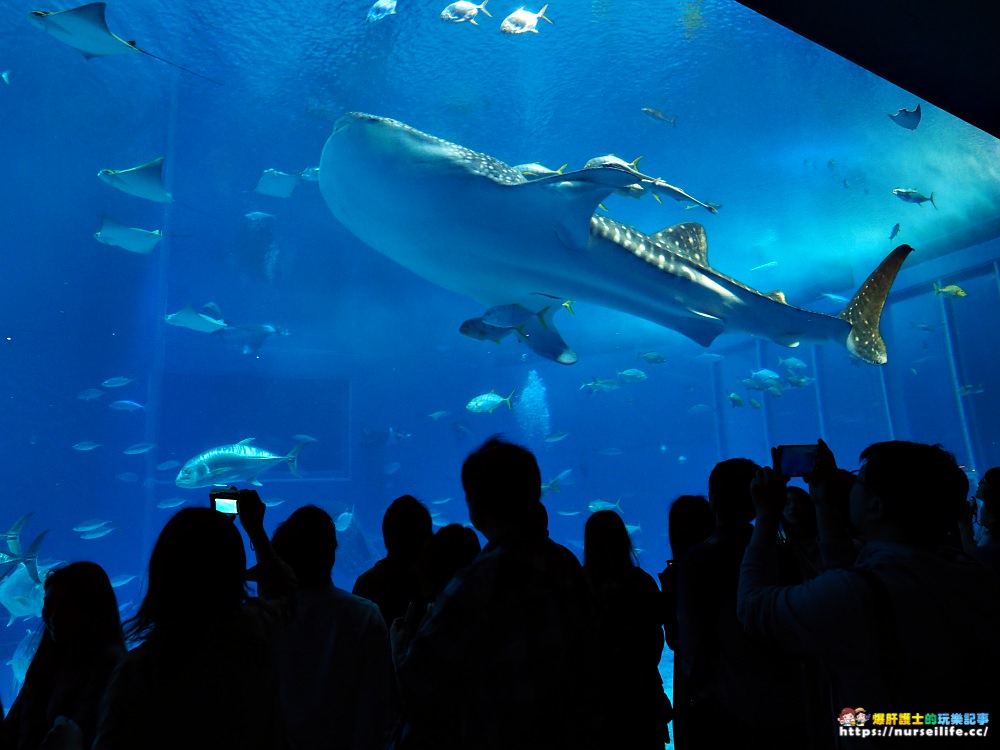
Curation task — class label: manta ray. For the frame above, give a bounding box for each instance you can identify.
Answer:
[98,157,172,203]
[94,213,163,253]
[318,113,912,365]
[165,302,229,334]
[29,2,221,84]
[165,302,286,353]
[888,104,921,131]
[254,168,301,198]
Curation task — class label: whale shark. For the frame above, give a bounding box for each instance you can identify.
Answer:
[318,113,912,365]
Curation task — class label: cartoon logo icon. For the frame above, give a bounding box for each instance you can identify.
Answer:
[855,708,869,726]
[838,708,857,726]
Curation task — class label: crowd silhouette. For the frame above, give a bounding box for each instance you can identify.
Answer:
[2,436,998,750]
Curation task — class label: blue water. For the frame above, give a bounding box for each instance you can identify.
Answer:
[2,0,1000,721]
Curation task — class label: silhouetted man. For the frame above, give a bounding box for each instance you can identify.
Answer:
[740,440,1000,748]
[397,437,596,750]
[353,494,433,627]
[272,506,396,750]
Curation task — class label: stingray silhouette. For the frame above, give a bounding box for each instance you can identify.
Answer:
[94,214,163,254]
[98,157,173,203]
[29,2,222,84]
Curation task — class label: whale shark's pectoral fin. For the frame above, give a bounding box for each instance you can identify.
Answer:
[524,164,659,249]
[675,310,726,348]
[515,308,577,364]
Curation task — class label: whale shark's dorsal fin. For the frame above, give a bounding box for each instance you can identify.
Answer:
[651,223,708,266]
[839,244,915,364]
[237,438,256,446]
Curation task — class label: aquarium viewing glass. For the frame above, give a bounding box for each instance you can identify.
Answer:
[1,0,998,718]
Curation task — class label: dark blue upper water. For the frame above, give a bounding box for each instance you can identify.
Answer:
[1,0,999,712]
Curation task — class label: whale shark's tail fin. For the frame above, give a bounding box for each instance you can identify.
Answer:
[838,244,914,365]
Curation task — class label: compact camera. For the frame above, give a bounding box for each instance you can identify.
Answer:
[774,444,818,477]
[209,487,239,516]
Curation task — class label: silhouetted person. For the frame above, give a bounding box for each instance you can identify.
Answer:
[418,524,482,604]
[397,437,597,750]
[391,524,483,665]
[585,510,671,749]
[677,458,807,749]
[353,494,433,627]
[659,494,714,649]
[4,562,124,750]
[658,494,713,749]
[960,466,1000,573]
[271,505,396,750]
[782,485,822,579]
[741,440,1000,749]
[93,494,294,750]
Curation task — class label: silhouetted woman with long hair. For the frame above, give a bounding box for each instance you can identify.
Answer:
[3,561,125,750]
[93,495,294,750]
[584,510,671,749]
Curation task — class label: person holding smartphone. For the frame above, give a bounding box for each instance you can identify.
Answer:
[738,440,1000,748]
[91,489,295,750]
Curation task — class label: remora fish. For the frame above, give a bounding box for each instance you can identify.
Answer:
[175,438,308,488]
[318,113,912,365]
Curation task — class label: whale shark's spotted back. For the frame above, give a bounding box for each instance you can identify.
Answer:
[347,112,529,186]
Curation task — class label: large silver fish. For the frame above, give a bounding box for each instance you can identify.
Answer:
[0,565,46,626]
[175,438,307,488]
[318,113,912,365]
